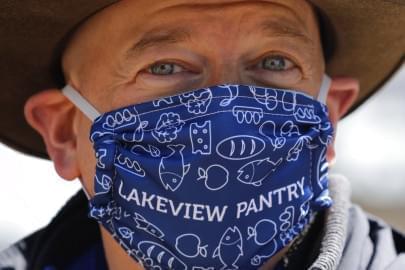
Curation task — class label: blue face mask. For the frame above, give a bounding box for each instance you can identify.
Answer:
[63,76,333,270]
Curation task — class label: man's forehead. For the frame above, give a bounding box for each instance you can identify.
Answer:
[114,0,312,28]
[126,14,313,60]
[137,0,309,17]
[76,0,317,61]
[87,0,314,37]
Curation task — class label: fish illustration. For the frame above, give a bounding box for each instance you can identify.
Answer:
[213,226,243,270]
[237,158,282,187]
[133,212,165,240]
[131,144,161,157]
[138,241,187,270]
[159,144,190,191]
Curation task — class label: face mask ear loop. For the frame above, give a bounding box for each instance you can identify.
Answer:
[62,85,99,200]
[81,184,92,200]
[317,74,331,104]
[62,85,101,121]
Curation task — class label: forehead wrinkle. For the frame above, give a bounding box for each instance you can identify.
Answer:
[148,0,313,45]
[259,18,315,47]
[122,0,315,60]
[125,27,192,60]
[161,0,308,25]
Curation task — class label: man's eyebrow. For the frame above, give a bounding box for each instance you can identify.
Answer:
[259,18,314,46]
[125,27,192,58]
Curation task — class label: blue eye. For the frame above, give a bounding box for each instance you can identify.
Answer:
[260,56,294,71]
[148,63,184,75]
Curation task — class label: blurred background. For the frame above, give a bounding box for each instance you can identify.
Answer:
[0,66,404,251]
[332,65,405,231]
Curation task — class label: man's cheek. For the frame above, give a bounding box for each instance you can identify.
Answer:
[326,141,336,164]
[77,121,98,195]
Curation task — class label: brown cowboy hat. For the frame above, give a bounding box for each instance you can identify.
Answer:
[0,1,404,159]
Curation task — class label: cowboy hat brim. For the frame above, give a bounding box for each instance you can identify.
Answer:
[0,0,404,159]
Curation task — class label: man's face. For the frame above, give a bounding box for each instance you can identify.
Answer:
[23,1,352,268]
[23,1,361,268]
[62,0,325,197]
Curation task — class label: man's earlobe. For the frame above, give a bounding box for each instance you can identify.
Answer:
[24,89,80,180]
[326,77,360,162]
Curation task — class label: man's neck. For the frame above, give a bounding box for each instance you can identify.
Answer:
[101,227,143,270]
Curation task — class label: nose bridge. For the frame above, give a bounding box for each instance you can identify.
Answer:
[206,58,242,85]
[193,7,255,86]
[193,6,262,85]
[203,30,244,85]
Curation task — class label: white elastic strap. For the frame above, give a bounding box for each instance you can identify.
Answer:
[81,186,92,200]
[317,74,331,104]
[63,76,331,120]
[62,85,101,121]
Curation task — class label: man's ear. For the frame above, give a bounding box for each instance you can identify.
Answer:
[326,77,360,162]
[24,89,80,180]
